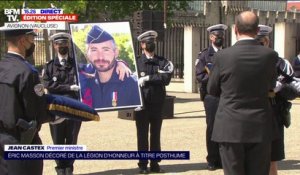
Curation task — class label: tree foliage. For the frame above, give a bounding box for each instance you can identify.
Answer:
[0,0,191,25]
[71,24,91,64]
[113,33,135,70]
[84,0,191,22]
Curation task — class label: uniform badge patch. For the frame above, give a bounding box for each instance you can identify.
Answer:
[52,76,57,82]
[34,84,45,96]
[140,72,145,77]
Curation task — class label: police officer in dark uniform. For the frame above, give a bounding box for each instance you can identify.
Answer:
[135,30,173,174]
[195,24,227,171]
[43,32,81,175]
[290,50,300,78]
[81,25,141,110]
[0,29,51,175]
[256,24,300,175]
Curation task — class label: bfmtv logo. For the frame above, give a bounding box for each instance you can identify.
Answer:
[4,9,20,22]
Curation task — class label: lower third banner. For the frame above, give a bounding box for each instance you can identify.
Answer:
[4,151,190,160]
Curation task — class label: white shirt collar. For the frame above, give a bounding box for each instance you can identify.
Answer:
[58,54,68,65]
[238,37,255,41]
[7,51,25,60]
[212,43,221,52]
[145,53,154,59]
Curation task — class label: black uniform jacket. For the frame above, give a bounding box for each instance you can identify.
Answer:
[137,54,172,105]
[290,56,300,78]
[207,40,278,143]
[195,46,216,100]
[0,53,48,132]
[43,57,77,99]
[195,46,216,84]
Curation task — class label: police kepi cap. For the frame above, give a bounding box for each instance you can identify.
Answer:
[0,28,37,37]
[49,32,71,43]
[137,30,158,42]
[257,25,272,36]
[86,25,114,44]
[207,24,228,33]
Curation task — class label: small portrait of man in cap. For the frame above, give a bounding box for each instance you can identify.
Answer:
[69,22,142,111]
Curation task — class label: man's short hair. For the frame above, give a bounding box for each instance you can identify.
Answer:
[3,29,36,45]
[235,11,259,35]
[6,35,22,45]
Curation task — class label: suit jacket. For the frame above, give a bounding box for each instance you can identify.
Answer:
[207,39,278,143]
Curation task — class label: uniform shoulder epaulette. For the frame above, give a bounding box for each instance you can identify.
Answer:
[198,48,208,55]
[46,59,54,65]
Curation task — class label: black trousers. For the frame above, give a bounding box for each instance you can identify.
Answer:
[49,119,81,170]
[0,133,43,175]
[219,142,271,175]
[135,104,163,168]
[203,95,221,165]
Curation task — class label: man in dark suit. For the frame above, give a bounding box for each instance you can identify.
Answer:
[195,24,227,171]
[207,11,278,175]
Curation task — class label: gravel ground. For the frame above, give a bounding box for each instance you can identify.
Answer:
[39,89,300,175]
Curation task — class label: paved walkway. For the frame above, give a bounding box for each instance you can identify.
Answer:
[39,82,300,175]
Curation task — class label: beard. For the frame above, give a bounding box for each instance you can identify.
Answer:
[93,58,116,72]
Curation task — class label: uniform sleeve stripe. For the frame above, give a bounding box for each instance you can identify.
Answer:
[48,104,100,121]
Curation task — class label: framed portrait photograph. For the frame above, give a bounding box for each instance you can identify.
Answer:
[69,21,143,111]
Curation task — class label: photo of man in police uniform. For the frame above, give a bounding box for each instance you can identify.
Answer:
[77,24,142,110]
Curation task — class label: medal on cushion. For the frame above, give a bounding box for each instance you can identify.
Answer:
[112,91,117,107]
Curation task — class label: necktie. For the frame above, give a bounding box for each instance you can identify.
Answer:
[61,59,66,66]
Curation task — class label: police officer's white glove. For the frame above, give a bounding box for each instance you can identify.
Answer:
[70,84,80,91]
[138,75,150,87]
[289,80,300,93]
[274,81,283,93]
[134,106,143,112]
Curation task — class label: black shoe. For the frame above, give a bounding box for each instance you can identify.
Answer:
[207,161,222,171]
[65,167,73,175]
[55,168,65,175]
[207,163,217,171]
[150,165,165,173]
[139,167,149,174]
